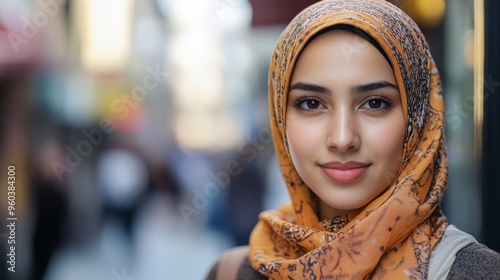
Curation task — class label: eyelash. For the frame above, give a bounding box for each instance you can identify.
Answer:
[292,95,394,112]
[361,96,394,111]
[293,96,325,111]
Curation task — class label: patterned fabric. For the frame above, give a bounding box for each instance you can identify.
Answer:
[248,0,448,279]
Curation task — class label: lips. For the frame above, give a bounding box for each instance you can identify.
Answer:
[319,161,370,183]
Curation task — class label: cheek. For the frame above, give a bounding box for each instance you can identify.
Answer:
[363,118,405,165]
[286,121,323,163]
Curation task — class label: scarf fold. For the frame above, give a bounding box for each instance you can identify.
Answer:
[249,0,448,278]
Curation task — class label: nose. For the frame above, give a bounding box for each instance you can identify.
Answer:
[326,109,360,153]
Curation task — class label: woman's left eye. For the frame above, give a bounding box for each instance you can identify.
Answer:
[295,98,326,110]
[361,98,392,110]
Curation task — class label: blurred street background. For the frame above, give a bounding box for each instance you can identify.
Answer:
[1,0,498,279]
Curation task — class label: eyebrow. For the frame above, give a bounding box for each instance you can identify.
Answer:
[289,81,398,95]
[289,82,330,94]
[350,81,398,94]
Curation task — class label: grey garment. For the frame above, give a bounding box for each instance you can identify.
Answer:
[447,242,500,279]
[204,258,265,280]
[205,260,218,280]
[206,243,500,280]
[236,257,266,280]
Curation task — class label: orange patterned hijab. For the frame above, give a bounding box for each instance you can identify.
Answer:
[248,0,448,279]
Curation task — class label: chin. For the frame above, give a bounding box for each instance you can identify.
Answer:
[324,197,371,213]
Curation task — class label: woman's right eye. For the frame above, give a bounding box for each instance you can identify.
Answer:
[295,98,325,110]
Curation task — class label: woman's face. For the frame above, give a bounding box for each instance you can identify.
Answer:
[286,30,405,220]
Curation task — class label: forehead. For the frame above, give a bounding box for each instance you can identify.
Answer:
[291,29,395,86]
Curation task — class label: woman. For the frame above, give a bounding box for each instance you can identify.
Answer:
[206,0,500,279]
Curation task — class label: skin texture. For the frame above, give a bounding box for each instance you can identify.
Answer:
[286,30,405,220]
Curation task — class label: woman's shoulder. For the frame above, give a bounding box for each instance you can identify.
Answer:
[428,224,500,279]
[447,242,500,279]
[205,246,266,280]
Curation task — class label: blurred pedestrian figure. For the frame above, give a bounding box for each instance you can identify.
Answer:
[226,158,265,246]
[96,144,149,239]
[212,140,267,246]
[29,139,69,280]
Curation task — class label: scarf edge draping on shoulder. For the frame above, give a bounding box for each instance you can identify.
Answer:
[427,225,477,280]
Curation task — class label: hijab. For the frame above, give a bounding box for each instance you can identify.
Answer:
[248,0,448,278]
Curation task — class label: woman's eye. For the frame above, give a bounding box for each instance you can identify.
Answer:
[362,98,391,110]
[296,98,324,110]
